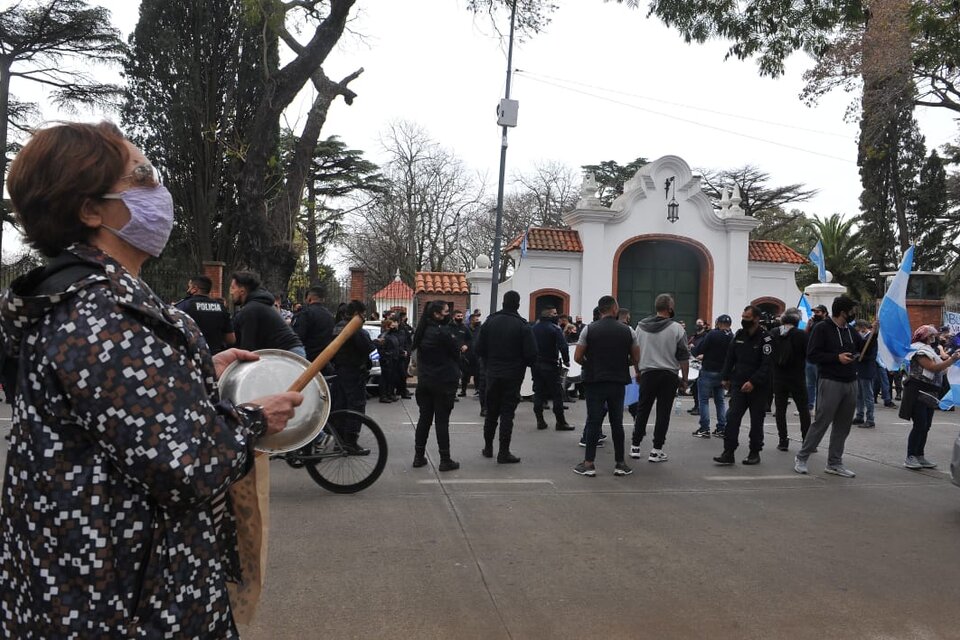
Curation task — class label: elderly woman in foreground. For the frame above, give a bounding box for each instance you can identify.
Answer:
[0,122,302,638]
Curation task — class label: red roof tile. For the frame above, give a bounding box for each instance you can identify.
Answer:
[505,227,583,253]
[415,272,470,295]
[748,240,807,265]
[373,278,414,300]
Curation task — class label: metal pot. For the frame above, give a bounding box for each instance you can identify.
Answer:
[218,349,331,454]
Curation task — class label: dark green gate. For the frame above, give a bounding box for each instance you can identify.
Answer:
[616,241,700,328]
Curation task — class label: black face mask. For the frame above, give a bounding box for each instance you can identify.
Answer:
[741,319,755,330]
[668,309,676,318]
[549,316,559,324]
[441,315,451,324]
[846,312,857,323]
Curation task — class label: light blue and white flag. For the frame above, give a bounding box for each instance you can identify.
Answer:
[877,246,914,371]
[797,293,812,330]
[940,362,960,410]
[519,227,529,258]
[808,240,827,283]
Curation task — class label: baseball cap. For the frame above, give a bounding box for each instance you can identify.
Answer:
[717,314,732,324]
[814,304,828,313]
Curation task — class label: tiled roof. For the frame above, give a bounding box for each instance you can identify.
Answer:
[748,240,807,265]
[415,272,470,295]
[505,227,583,253]
[372,278,414,300]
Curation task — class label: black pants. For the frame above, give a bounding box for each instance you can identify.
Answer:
[332,368,367,439]
[774,375,810,441]
[378,357,396,398]
[460,368,474,394]
[583,382,625,463]
[532,361,565,423]
[724,386,767,453]
[907,399,935,457]
[483,375,522,450]
[690,378,699,408]
[633,369,679,449]
[415,383,456,456]
[396,356,410,395]
[476,369,487,410]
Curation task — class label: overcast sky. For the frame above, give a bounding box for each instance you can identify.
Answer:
[8,0,957,260]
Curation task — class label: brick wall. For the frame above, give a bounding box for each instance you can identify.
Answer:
[349,267,366,302]
[202,261,226,300]
[416,294,470,322]
[906,299,944,331]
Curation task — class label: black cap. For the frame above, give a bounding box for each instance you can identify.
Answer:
[717,314,732,324]
[814,304,828,313]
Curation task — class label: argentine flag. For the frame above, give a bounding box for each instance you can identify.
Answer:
[877,246,914,371]
[797,294,812,330]
[808,240,827,283]
[520,227,529,258]
[941,362,960,410]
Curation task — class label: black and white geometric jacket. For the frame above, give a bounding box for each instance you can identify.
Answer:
[0,243,259,639]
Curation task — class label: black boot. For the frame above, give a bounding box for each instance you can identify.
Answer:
[776,438,789,451]
[742,451,761,465]
[481,444,493,458]
[497,450,521,464]
[412,447,427,468]
[555,421,576,431]
[535,412,548,430]
[713,450,735,465]
[438,452,460,472]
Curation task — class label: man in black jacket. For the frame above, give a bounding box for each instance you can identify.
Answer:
[714,305,773,466]
[450,310,472,399]
[331,300,375,453]
[475,291,537,463]
[292,286,335,361]
[794,296,867,478]
[229,271,304,356]
[175,275,235,354]
[771,307,810,450]
[690,314,733,438]
[395,312,414,399]
[573,295,639,477]
[531,307,575,431]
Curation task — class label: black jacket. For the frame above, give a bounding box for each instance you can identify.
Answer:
[232,289,303,352]
[580,316,634,384]
[533,318,569,366]
[377,330,400,361]
[807,319,864,382]
[450,321,472,350]
[855,330,878,379]
[174,294,233,354]
[416,321,461,387]
[721,327,773,388]
[475,309,537,379]
[292,302,335,361]
[770,325,808,379]
[691,328,733,373]
[331,318,374,371]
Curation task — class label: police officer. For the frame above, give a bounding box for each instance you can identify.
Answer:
[449,309,472,399]
[175,275,235,354]
[292,286,335,361]
[331,300,375,453]
[531,306,575,431]
[714,305,773,466]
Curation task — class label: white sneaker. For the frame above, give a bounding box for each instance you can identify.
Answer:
[648,449,668,463]
[630,445,642,459]
[904,456,922,470]
[794,456,808,474]
[824,465,856,478]
[917,457,938,469]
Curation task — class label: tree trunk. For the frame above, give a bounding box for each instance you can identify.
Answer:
[306,180,319,285]
[0,60,12,263]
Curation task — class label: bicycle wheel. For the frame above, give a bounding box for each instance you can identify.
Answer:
[304,410,388,493]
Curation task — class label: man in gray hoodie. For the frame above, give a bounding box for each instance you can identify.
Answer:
[631,294,690,462]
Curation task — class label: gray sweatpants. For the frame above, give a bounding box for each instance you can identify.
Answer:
[797,378,857,467]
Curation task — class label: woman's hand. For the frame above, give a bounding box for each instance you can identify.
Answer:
[250,392,304,436]
[213,348,260,379]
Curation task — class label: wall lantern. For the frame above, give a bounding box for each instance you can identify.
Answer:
[665,176,679,223]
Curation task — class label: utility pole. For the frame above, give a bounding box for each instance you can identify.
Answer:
[489,0,518,314]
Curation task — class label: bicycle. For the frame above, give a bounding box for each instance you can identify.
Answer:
[276,409,388,494]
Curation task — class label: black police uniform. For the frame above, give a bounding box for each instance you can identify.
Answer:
[331,318,375,441]
[175,294,234,354]
[720,326,773,455]
[531,317,570,428]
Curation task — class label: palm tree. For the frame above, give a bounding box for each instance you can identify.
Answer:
[803,214,872,302]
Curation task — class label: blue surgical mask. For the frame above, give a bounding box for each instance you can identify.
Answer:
[101,186,175,257]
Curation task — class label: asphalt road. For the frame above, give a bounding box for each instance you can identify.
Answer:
[3,393,960,639]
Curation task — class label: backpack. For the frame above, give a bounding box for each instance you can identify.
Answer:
[1,255,104,404]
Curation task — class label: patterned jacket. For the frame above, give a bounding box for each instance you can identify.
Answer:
[0,244,262,638]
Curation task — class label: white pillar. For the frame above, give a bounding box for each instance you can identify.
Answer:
[804,282,847,310]
[467,267,493,318]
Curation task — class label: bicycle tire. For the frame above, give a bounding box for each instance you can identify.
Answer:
[304,410,388,493]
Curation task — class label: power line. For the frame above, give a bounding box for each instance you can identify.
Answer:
[515,73,857,164]
[515,69,854,140]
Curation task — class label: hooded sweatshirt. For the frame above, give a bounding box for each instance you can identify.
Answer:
[232,287,303,352]
[0,243,260,639]
[635,314,690,373]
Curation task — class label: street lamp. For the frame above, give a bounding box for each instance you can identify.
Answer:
[665,176,679,223]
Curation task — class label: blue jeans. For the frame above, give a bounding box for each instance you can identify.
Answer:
[855,377,875,422]
[805,361,818,409]
[876,367,891,403]
[697,370,726,432]
[290,345,306,358]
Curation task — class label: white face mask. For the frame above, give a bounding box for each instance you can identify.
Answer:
[100,186,175,257]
